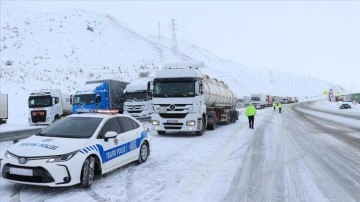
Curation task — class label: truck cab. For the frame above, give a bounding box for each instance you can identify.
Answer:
[28,89,72,125]
[123,77,154,120]
[72,80,129,114]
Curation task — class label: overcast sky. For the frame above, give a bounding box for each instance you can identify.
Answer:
[3,1,360,92]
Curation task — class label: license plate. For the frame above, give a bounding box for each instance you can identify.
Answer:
[167,120,178,123]
[10,167,33,176]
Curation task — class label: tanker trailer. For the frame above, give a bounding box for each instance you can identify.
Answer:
[150,62,238,136]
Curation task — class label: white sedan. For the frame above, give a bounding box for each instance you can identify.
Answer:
[1,112,151,188]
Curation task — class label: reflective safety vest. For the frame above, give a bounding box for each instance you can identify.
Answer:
[245,105,257,116]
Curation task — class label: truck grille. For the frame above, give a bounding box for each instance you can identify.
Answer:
[31,110,47,123]
[160,113,187,119]
[128,110,143,113]
[2,164,55,183]
[164,126,182,129]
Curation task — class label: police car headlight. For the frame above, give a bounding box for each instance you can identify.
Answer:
[186,120,196,126]
[47,150,79,163]
[151,120,160,125]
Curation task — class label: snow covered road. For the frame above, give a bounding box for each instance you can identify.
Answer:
[0,101,359,202]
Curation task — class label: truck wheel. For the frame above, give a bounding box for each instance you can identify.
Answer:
[207,117,217,130]
[157,131,165,135]
[137,143,149,164]
[80,156,95,188]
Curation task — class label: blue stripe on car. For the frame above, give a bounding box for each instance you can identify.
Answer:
[80,130,148,164]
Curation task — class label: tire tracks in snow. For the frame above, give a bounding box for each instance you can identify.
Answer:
[10,184,22,202]
[222,112,289,202]
[159,122,246,201]
[291,104,360,201]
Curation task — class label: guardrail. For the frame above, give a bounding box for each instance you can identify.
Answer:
[0,128,43,142]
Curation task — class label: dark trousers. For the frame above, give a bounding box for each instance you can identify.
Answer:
[248,116,254,128]
[279,108,282,113]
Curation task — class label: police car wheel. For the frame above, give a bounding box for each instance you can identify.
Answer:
[80,156,95,188]
[138,143,148,164]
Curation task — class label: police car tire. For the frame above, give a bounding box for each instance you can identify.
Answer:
[80,156,95,188]
[138,143,148,164]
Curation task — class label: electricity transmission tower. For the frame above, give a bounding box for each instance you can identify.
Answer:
[169,18,178,52]
[158,22,161,44]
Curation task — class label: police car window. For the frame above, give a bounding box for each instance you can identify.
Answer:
[118,117,134,132]
[130,119,140,129]
[98,118,122,138]
[39,117,101,138]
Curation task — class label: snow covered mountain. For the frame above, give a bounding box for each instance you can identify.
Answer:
[0,3,343,121]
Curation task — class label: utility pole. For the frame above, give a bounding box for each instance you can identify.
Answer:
[169,18,178,52]
[158,22,161,44]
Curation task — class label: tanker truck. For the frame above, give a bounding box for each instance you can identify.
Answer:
[150,62,238,136]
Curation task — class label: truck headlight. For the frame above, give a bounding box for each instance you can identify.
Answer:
[186,120,196,126]
[151,120,160,125]
[47,150,79,163]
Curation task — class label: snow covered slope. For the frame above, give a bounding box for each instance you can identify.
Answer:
[0,3,344,123]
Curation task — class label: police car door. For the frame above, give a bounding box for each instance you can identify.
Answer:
[97,117,125,172]
[117,117,141,162]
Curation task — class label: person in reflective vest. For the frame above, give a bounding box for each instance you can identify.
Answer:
[245,103,257,129]
[272,102,277,111]
[278,102,283,113]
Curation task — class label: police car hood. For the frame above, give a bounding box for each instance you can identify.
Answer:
[9,135,88,157]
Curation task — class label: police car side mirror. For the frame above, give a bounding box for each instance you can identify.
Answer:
[104,131,117,142]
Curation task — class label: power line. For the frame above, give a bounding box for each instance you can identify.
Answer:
[169,17,178,52]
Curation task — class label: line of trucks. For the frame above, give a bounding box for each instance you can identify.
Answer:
[237,94,298,109]
[7,62,240,136]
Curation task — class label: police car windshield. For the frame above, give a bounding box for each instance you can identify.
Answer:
[38,117,102,138]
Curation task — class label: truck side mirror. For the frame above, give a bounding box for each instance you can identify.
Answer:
[199,81,203,94]
[147,81,153,96]
[95,95,101,103]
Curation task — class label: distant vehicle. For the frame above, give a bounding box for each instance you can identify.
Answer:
[123,77,154,120]
[351,93,360,103]
[1,111,151,188]
[72,79,129,114]
[266,95,274,107]
[28,89,72,125]
[339,103,351,109]
[251,93,267,109]
[0,93,8,124]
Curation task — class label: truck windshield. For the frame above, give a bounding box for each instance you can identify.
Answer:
[124,91,148,101]
[153,80,195,98]
[28,96,52,108]
[251,97,260,101]
[73,94,95,105]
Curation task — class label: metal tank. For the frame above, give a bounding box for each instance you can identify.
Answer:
[201,75,236,107]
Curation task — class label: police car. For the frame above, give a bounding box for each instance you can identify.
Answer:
[1,111,151,188]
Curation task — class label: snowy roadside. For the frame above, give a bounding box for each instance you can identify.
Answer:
[310,100,360,115]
